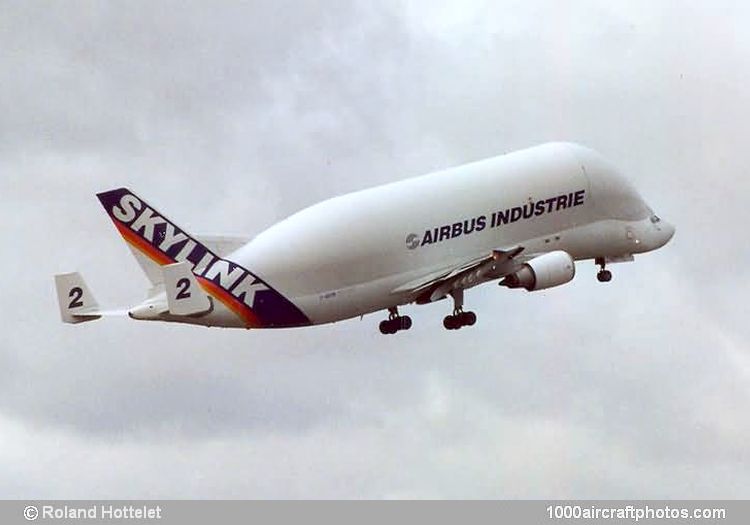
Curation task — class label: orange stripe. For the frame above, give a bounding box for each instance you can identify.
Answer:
[115,222,172,265]
[114,221,263,328]
[197,277,262,327]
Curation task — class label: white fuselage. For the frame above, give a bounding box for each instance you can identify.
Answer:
[213,142,674,326]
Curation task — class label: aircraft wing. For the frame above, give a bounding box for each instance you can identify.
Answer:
[393,246,527,302]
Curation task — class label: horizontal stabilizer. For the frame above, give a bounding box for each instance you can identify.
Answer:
[54,272,101,324]
[163,262,212,316]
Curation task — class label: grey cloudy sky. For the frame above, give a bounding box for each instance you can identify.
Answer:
[1,0,749,498]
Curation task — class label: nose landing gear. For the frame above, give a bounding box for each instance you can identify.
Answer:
[442,289,477,330]
[379,307,412,334]
[595,257,612,282]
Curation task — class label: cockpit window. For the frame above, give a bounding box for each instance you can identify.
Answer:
[650,214,661,223]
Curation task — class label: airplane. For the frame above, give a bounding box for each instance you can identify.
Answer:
[54,142,675,334]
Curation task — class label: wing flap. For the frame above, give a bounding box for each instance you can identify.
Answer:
[393,246,525,301]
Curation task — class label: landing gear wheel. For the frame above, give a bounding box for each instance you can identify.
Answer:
[443,289,478,330]
[595,258,612,283]
[443,311,477,330]
[379,309,412,334]
[443,315,459,330]
[379,320,396,335]
[460,311,477,326]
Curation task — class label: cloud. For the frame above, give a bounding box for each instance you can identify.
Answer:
[1,0,748,498]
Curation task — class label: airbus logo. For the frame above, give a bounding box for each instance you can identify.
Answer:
[405,233,420,250]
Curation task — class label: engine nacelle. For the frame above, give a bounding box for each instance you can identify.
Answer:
[500,250,575,291]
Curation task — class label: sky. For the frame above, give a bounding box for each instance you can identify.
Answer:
[1,0,749,498]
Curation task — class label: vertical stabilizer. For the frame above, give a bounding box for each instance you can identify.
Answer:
[94,188,310,328]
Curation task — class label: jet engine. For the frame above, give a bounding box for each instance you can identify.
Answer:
[500,250,575,291]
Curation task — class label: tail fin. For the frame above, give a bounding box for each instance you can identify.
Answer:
[116,234,253,288]
[54,272,101,323]
[95,188,310,328]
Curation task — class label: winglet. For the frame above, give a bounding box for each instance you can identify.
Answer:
[54,272,101,324]
[163,262,212,316]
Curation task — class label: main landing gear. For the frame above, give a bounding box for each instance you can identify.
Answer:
[379,307,412,335]
[443,289,477,331]
[595,257,612,283]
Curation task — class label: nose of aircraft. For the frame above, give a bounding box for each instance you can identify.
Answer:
[657,220,676,248]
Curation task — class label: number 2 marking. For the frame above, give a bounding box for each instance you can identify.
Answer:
[176,278,191,299]
[68,287,84,308]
